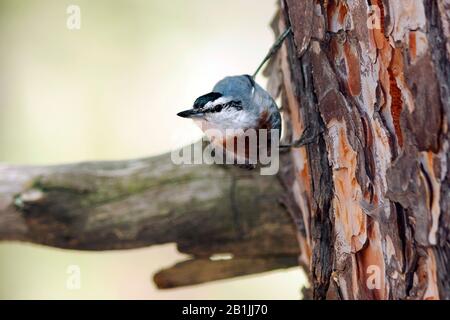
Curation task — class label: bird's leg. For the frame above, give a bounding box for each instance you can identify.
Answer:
[252,26,292,78]
[279,125,324,149]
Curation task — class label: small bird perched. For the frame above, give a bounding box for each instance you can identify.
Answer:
[177,75,281,166]
[177,27,318,167]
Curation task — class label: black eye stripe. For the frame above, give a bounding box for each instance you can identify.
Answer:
[204,100,242,113]
[224,100,243,110]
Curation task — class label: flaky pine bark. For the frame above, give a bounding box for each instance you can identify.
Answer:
[268,0,449,299]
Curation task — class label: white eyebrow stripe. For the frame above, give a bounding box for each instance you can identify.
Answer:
[213,97,233,105]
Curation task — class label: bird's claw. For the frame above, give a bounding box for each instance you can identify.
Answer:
[279,125,323,149]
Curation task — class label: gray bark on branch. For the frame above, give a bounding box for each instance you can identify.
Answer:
[0,150,299,288]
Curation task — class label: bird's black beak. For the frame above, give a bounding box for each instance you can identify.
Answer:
[177,109,204,118]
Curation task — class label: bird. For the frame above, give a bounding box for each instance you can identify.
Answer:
[177,74,281,167]
[176,27,320,168]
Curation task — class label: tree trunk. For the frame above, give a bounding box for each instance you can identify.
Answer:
[0,0,448,300]
[269,0,449,299]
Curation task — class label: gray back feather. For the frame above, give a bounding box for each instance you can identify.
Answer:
[212,75,281,131]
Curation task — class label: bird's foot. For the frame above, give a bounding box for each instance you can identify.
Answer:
[279,125,323,149]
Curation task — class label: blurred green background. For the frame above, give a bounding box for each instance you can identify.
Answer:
[0,0,307,299]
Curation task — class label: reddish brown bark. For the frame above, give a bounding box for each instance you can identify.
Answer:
[269,0,449,300]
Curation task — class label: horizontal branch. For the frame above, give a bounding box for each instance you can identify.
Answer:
[154,256,299,289]
[0,149,299,287]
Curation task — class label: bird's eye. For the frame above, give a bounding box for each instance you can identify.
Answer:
[214,105,223,112]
